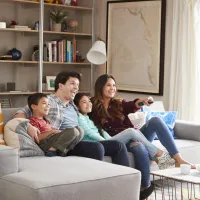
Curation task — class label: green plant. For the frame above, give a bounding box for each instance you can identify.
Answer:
[50,8,68,23]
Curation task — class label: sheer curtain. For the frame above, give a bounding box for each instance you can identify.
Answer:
[169,0,200,121]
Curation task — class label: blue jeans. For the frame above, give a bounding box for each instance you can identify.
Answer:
[140,117,179,156]
[108,128,159,160]
[127,117,179,187]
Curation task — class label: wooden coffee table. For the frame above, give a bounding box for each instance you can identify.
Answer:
[150,168,200,200]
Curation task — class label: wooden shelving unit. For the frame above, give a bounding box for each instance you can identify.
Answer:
[0,0,94,107]
[0,60,90,65]
[8,0,93,11]
[0,28,92,38]
[0,60,38,64]
[0,90,90,95]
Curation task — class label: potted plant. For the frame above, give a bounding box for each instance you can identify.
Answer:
[50,8,68,32]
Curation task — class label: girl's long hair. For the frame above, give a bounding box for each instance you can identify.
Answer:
[91,74,125,127]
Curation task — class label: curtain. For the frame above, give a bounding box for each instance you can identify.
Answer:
[169,0,200,121]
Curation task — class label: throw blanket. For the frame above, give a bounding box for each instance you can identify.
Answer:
[4,118,44,157]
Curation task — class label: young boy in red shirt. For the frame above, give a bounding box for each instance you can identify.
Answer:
[28,93,83,157]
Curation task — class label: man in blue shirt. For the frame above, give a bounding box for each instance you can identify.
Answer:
[14,72,104,160]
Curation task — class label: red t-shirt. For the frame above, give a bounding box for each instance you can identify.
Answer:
[29,117,52,133]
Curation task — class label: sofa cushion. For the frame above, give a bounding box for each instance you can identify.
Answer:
[0,145,19,177]
[4,118,44,157]
[153,139,200,164]
[0,156,141,200]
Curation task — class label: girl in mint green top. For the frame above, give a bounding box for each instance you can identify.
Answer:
[74,93,175,170]
[78,113,111,141]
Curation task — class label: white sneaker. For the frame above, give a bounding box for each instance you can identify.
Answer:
[157,152,175,170]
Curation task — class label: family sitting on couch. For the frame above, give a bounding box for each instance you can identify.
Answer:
[14,71,194,200]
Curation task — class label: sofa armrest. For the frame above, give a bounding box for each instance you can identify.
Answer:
[0,146,19,177]
[174,120,200,142]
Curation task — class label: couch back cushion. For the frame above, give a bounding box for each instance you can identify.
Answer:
[2,108,21,123]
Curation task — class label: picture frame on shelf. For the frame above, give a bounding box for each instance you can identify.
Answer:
[106,0,166,95]
[46,76,56,90]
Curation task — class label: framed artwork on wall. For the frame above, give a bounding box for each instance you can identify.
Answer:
[46,76,56,90]
[106,0,166,95]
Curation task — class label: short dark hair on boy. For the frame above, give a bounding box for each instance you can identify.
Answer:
[28,93,48,112]
[54,71,82,92]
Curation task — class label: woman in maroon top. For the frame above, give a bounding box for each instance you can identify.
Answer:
[90,74,194,200]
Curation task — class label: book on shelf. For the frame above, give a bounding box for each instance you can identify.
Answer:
[45,41,53,62]
[9,25,31,30]
[72,36,77,62]
[44,38,77,63]
[0,99,12,108]
[51,41,57,62]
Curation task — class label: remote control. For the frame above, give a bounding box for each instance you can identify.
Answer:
[138,101,144,106]
[138,100,154,106]
[148,100,154,104]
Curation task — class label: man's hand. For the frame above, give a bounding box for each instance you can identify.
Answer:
[27,124,40,144]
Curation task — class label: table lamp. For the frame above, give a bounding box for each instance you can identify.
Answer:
[86,38,106,65]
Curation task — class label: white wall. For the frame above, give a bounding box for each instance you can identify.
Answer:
[94,0,173,110]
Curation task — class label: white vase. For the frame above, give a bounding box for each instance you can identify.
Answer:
[52,23,61,32]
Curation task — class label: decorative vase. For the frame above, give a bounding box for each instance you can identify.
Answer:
[7,48,22,60]
[52,23,61,32]
[68,19,78,31]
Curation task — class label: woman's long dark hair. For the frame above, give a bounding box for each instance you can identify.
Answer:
[91,74,125,127]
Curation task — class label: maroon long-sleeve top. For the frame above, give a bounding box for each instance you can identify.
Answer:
[90,99,140,136]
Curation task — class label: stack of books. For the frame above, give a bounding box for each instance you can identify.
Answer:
[9,25,31,31]
[44,37,77,63]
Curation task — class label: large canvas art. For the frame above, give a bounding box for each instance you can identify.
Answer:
[106,0,166,95]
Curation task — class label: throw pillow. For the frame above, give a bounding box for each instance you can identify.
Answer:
[141,106,178,138]
[4,118,44,157]
[0,103,6,145]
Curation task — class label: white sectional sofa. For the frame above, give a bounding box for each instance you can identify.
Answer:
[1,107,200,200]
[0,108,141,200]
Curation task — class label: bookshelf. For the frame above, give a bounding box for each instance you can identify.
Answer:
[0,60,91,65]
[0,28,92,38]
[0,90,90,95]
[9,0,93,11]
[0,0,94,107]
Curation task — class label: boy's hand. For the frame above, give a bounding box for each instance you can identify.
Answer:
[27,124,40,144]
[52,129,61,134]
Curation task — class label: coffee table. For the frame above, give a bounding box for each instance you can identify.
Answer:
[150,168,200,200]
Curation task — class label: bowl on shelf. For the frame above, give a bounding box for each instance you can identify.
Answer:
[196,164,200,172]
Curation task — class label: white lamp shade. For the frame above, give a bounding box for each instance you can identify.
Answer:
[86,40,106,65]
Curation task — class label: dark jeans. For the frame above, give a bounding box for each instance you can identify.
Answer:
[67,140,130,167]
[67,141,104,160]
[100,140,130,167]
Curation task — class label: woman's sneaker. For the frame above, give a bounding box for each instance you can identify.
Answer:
[157,152,175,170]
